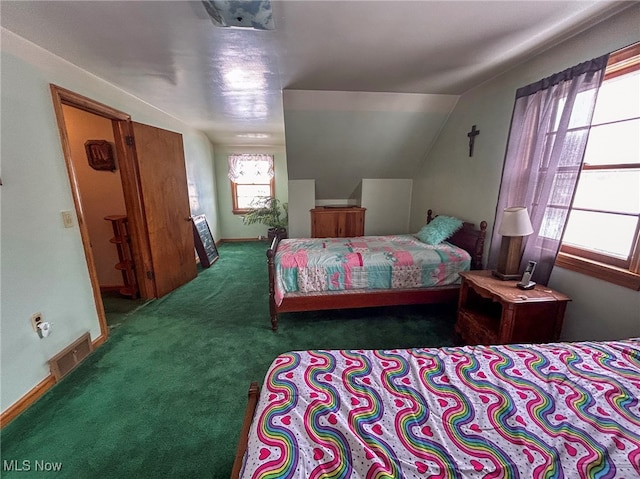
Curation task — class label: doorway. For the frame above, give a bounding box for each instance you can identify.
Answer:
[60,104,146,329]
[50,85,197,341]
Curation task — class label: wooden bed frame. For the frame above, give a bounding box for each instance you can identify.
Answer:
[231,213,487,475]
[266,210,487,331]
[231,382,260,479]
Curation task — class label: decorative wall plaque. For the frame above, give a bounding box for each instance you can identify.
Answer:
[85,140,116,171]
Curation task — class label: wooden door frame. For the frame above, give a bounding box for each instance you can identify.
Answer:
[50,84,157,342]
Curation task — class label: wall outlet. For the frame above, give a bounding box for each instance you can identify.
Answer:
[30,312,43,332]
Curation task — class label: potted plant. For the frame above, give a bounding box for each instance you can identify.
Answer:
[242,197,288,240]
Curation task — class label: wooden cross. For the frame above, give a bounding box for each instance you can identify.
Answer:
[467,125,480,157]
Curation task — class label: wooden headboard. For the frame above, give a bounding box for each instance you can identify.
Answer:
[426,209,488,270]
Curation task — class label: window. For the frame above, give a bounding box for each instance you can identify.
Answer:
[227,154,275,214]
[556,43,640,290]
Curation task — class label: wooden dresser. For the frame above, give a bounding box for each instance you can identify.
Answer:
[456,270,570,346]
[311,206,365,238]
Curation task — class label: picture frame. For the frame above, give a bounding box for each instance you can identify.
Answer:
[85,140,116,171]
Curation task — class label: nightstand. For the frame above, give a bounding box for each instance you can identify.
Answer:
[456,270,570,345]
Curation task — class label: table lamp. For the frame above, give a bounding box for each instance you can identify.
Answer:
[492,206,534,280]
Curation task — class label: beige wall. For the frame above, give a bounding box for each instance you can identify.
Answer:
[410,6,640,341]
[62,105,126,287]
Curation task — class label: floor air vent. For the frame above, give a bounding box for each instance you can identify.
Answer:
[48,332,93,381]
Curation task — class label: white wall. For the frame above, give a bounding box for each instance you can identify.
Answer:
[410,6,640,341]
[288,180,316,238]
[184,132,218,238]
[0,29,218,413]
[284,90,458,200]
[361,179,413,236]
[549,268,640,341]
[288,178,414,238]
[213,146,288,240]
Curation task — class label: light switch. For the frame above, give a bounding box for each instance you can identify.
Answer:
[61,210,74,228]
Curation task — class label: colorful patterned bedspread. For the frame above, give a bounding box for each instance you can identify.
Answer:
[240,339,640,478]
[274,235,471,306]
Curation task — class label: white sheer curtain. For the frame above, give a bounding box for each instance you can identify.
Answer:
[489,55,609,284]
[227,154,274,183]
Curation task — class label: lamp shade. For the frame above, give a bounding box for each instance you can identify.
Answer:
[498,207,534,236]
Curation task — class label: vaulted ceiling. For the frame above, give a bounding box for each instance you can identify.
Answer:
[2,1,627,145]
[1,1,630,198]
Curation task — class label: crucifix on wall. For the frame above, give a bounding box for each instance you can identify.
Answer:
[467,125,480,157]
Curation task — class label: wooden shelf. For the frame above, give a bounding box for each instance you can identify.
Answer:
[105,215,138,299]
[119,285,139,297]
[456,309,499,345]
[115,261,135,271]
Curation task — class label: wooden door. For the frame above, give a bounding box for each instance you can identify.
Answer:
[132,122,197,297]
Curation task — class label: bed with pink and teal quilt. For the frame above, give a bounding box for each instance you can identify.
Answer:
[235,339,640,478]
[274,235,472,307]
[264,211,488,331]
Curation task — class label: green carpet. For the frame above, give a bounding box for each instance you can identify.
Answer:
[101,290,149,329]
[1,242,457,478]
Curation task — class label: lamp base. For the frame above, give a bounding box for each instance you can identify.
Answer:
[493,235,524,281]
[491,270,521,281]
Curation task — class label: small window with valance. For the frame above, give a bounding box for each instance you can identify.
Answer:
[227,153,275,214]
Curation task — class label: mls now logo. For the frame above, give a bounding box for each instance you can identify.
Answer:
[3,459,63,472]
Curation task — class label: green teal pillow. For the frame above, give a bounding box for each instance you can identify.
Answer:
[416,215,463,245]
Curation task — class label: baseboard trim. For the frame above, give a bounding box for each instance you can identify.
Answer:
[220,237,267,243]
[0,332,107,428]
[92,333,107,349]
[0,375,56,428]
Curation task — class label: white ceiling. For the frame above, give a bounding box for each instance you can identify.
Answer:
[0,1,630,146]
